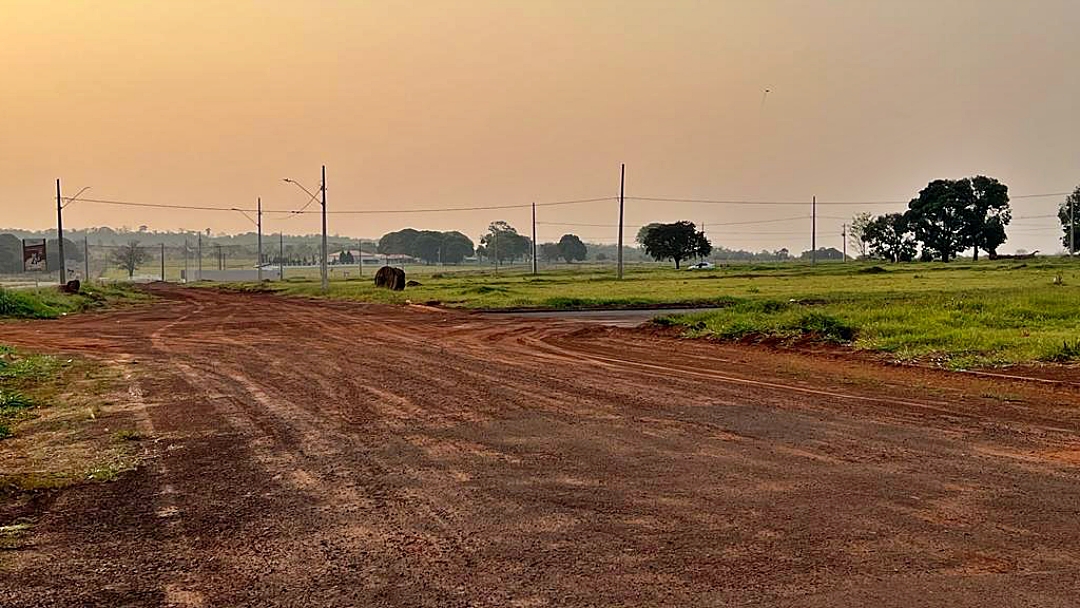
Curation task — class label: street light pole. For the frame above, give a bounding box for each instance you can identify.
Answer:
[257,197,263,282]
[56,179,65,284]
[320,165,328,294]
[282,168,328,293]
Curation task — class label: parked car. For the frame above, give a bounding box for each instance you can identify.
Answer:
[685,262,715,270]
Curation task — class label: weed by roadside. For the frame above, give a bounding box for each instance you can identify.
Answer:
[0,283,148,320]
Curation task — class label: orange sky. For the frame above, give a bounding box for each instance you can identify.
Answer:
[2,0,1078,252]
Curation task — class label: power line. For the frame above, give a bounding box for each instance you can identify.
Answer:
[625,191,1072,207]
[64,197,259,213]
[66,195,616,215]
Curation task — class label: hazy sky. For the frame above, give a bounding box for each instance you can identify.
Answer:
[3,0,1078,253]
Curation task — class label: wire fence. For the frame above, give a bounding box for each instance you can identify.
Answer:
[5,177,1073,286]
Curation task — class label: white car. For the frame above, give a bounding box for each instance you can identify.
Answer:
[685,262,715,270]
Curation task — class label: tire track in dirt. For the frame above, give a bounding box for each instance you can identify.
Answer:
[2,285,1080,606]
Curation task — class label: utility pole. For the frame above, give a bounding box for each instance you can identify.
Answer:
[56,179,65,284]
[617,164,625,279]
[358,239,363,276]
[494,229,500,276]
[320,165,329,294]
[280,233,285,280]
[83,236,90,281]
[531,202,538,275]
[811,195,817,266]
[184,239,189,282]
[257,197,264,282]
[842,224,848,262]
[160,243,166,282]
[197,233,203,280]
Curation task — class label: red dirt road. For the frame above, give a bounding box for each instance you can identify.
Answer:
[2,286,1080,607]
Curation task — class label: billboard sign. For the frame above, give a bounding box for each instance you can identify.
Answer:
[22,239,47,272]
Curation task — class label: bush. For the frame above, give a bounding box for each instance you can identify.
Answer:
[0,289,61,319]
[795,313,856,343]
[1041,340,1080,363]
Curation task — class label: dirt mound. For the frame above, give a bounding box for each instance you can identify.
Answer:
[406,280,422,287]
[374,266,405,291]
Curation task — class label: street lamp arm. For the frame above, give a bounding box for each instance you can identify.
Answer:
[61,186,91,209]
[230,208,259,227]
[282,179,321,215]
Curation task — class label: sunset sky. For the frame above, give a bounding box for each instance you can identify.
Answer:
[3,0,1078,253]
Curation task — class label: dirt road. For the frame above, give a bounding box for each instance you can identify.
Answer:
[2,286,1079,606]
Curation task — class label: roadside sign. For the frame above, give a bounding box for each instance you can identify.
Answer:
[22,239,47,272]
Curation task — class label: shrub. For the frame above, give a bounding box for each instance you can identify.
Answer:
[795,313,856,343]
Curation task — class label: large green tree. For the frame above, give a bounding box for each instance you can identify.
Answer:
[641,221,711,269]
[539,242,560,263]
[862,213,916,262]
[1057,186,1080,253]
[478,221,531,263]
[439,231,475,265]
[412,231,444,264]
[905,179,969,262]
[965,175,1011,261]
[556,234,587,263]
[636,223,663,246]
[377,229,421,255]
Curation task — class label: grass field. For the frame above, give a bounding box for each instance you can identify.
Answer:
[0,283,149,320]
[226,258,1080,368]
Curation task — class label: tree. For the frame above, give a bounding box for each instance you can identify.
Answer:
[636,223,663,246]
[799,247,845,261]
[965,175,1011,261]
[377,229,421,255]
[905,179,969,262]
[112,240,150,278]
[539,242,561,263]
[412,231,443,264]
[1057,186,1080,253]
[640,221,711,269]
[478,221,531,263]
[439,231,474,264]
[556,234,587,263]
[849,212,872,259]
[862,213,916,262]
[0,234,22,273]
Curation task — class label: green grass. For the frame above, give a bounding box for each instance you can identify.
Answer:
[0,347,59,440]
[211,258,1080,368]
[0,283,148,320]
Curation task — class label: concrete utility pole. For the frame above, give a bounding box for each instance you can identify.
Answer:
[494,228,500,277]
[160,243,166,281]
[83,236,90,281]
[357,239,363,276]
[320,165,328,294]
[531,202,538,275]
[257,197,264,282]
[617,164,625,280]
[56,179,65,284]
[811,196,817,266]
[197,233,203,280]
[617,163,626,278]
[279,233,285,280]
[842,223,848,262]
[184,239,189,282]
